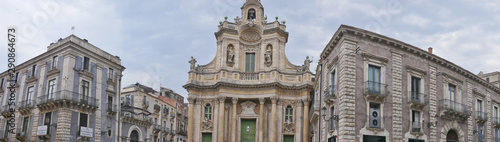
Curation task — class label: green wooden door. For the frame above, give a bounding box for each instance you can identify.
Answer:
[202,133,212,142]
[284,135,294,142]
[241,119,257,142]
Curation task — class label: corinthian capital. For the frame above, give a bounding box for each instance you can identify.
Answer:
[187,97,196,104]
[302,98,311,105]
[232,97,238,104]
[270,96,279,104]
[218,96,227,103]
[259,97,266,105]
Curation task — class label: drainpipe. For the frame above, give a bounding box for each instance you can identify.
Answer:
[318,58,323,142]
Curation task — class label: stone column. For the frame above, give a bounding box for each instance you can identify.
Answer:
[231,97,238,142]
[258,98,265,142]
[187,97,196,142]
[270,97,278,142]
[303,98,310,142]
[218,96,226,142]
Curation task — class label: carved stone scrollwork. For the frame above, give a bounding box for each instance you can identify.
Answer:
[232,97,238,104]
[201,117,213,131]
[283,119,294,133]
[240,101,257,115]
[218,96,227,103]
[302,98,311,105]
[270,96,279,104]
[187,97,196,104]
[234,16,242,25]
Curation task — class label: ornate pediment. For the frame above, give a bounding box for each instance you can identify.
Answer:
[240,101,257,115]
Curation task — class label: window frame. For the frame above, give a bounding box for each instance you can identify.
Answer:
[47,79,56,99]
[83,56,90,71]
[285,105,293,122]
[245,53,256,72]
[52,56,58,69]
[108,68,114,80]
[204,104,212,120]
[27,86,34,104]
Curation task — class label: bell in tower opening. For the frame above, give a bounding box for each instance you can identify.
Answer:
[248,9,256,20]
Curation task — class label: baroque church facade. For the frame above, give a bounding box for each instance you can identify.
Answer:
[184,0,314,142]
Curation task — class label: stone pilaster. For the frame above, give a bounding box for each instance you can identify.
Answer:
[337,40,356,141]
[218,96,226,142]
[259,98,265,142]
[466,81,473,142]
[55,108,71,141]
[194,98,202,142]
[391,51,403,141]
[187,97,195,142]
[31,113,39,142]
[270,96,278,142]
[295,100,302,142]
[303,98,310,142]
[487,91,492,142]
[428,64,438,141]
[231,97,238,142]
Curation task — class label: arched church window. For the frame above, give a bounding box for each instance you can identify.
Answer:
[248,9,256,20]
[285,105,293,122]
[204,104,212,120]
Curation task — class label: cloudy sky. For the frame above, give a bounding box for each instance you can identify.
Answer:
[1,0,500,98]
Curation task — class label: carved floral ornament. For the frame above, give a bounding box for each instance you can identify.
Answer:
[240,29,261,42]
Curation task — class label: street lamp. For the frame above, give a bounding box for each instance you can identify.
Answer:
[427,114,439,128]
[321,106,338,121]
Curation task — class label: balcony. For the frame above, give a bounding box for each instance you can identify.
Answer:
[153,125,161,134]
[309,100,320,124]
[106,104,117,116]
[15,129,27,141]
[438,99,472,121]
[121,112,153,127]
[410,121,423,135]
[142,101,149,109]
[37,90,99,112]
[493,117,500,128]
[407,92,428,110]
[154,104,160,113]
[1,105,15,118]
[239,72,258,80]
[163,109,169,117]
[18,99,36,115]
[324,85,336,103]
[162,127,170,136]
[476,111,488,124]
[364,81,390,103]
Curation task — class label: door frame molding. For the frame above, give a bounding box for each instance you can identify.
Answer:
[238,116,259,142]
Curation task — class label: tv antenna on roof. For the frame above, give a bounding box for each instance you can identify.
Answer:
[71,26,75,34]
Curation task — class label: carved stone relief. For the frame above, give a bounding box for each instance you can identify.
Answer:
[240,101,257,115]
[264,45,272,67]
[240,30,261,42]
[227,45,235,67]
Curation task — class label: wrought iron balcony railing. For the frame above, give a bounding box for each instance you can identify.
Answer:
[154,104,161,113]
[324,85,336,101]
[438,99,472,121]
[476,111,488,123]
[410,121,422,133]
[121,112,153,124]
[408,92,429,105]
[493,117,500,127]
[37,90,99,109]
[107,104,117,115]
[18,99,36,110]
[364,81,390,96]
[142,101,149,108]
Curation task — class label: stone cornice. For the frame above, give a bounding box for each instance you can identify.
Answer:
[183,81,313,91]
[320,24,500,94]
[263,27,289,42]
[214,28,238,38]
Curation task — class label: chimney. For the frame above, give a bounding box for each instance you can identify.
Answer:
[428,47,433,54]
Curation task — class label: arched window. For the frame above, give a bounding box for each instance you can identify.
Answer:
[204,104,212,120]
[285,106,293,122]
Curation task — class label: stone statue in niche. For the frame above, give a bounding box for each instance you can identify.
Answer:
[264,45,272,67]
[226,45,235,67]
[234,16,242,25]
[248,9,256,20]
[189,56,197,71]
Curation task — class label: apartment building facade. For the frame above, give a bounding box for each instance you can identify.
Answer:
[0,35,124,142]
[120,83,187,142]
[311,25,500,142]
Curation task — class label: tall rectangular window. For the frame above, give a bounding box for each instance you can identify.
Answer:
[368,65,381,93]
[52,56,58,69]
[22,117,29,132]
[31,65,36,77]
[108,68,114,80]
[83,56,90,71]
[478,100,483,118]
[27,86,33,104]
[108,96,113,111]
[411,76,421,101]
[331,70,336,93]
[449,84,456,109]
[479,124,484,142]
[44,112,52,134]
[125,95,131,105]
[329,106,334,130]
[245,53,255,72]
[48,79,56,99]
[81,80,89,103]
[79,113,88,128]
[495,106,498,118]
